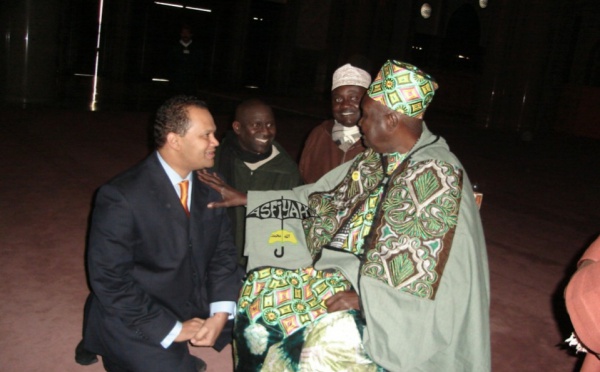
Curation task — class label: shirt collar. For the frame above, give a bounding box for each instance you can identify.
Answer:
[156,151,192,187]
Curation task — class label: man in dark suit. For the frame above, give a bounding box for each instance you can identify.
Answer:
[83,95,241,371]
[168,25,203,96]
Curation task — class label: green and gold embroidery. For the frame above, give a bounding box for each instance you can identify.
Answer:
[305,154,463,300]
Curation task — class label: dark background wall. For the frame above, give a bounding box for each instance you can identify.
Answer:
[2,0,599,139]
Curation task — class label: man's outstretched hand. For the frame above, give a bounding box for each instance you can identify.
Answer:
[196,169,247,208]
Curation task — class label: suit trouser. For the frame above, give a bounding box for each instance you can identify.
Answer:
[98,340,199,372]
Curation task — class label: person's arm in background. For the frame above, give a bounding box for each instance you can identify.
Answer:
[565,236,600,357]
[576,236,600,269]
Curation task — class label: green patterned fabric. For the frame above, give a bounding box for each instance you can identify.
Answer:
[327,152,407,255]
[304,147,462,300]
[362,159,461,298]
[234,309,385,371]
[367,60,438,119]
[234,267,386,371]
[237,267,351,338]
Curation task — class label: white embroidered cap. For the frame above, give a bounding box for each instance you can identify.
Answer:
[331,64,372,91]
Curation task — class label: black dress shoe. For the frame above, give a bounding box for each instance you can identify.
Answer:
[193,356,207,372]
[75,339,98,366]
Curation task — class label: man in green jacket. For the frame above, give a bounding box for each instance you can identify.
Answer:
[200,61,490,371]
[212,99,302,267]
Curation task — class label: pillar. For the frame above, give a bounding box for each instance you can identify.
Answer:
[1,0,62,106]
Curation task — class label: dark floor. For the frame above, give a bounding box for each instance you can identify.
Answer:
[1,83,598,371]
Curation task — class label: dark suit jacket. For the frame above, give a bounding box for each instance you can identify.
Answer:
[84,152,241,370]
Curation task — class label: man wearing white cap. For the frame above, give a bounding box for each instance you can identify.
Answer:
[299,63,371,183]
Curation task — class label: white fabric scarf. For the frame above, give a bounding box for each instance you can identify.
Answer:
[332,121,361,152]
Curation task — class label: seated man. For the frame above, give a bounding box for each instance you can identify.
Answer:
[299,63,371,183]
[200,61,491,371]
[212,98,302,266]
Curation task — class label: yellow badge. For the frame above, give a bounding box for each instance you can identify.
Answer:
[268,229,298,244]
[352,171,360,181]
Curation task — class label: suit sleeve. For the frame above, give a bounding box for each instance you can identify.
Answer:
[205,193,244,304]
[87,184,178,344]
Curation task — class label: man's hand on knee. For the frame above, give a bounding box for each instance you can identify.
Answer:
[325,290,360,312]
[189,312,229,347]
[175,318,205,342]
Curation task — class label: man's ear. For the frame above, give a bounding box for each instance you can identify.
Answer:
[166,132,180,150]
[385,112,401,132]
[232,121,242,135]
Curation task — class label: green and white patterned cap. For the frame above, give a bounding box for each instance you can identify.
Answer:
[367,60,438,119]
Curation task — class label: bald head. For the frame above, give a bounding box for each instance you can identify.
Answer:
[235,99,272,122]
[233,99,276,155]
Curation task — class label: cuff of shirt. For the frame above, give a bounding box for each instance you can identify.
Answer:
[210,301,236,320]
[160,321,182,349]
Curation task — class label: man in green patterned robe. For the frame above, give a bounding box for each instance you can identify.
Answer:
[199,60,490,371]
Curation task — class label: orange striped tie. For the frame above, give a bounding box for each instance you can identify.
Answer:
[178,180,190,216]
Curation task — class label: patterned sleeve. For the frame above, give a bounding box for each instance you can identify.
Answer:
[361,159,463,300]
